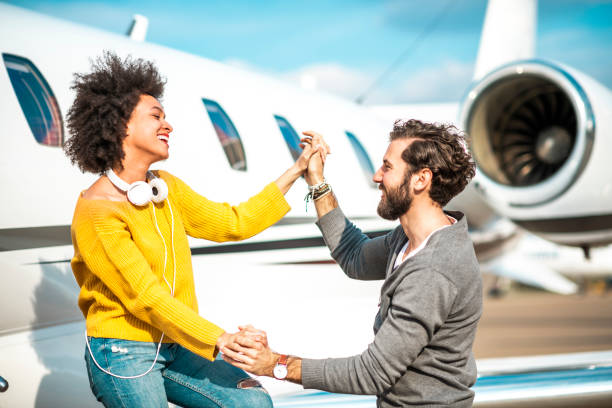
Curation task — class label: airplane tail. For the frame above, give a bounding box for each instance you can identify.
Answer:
[473,0,537,80]
[127,14,148,41]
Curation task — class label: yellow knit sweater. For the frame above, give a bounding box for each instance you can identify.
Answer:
[70,170,290,361]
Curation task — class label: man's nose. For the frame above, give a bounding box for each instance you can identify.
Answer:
[373,167,383,183]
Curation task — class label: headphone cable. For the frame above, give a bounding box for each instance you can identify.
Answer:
[85,198,176,379]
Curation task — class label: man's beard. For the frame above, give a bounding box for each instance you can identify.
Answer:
[377,176,412,220]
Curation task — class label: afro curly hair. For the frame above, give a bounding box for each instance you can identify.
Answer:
[64,51,165,174]
[389,119,476,207]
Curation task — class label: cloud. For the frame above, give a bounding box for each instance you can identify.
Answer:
[224,59,391,103]
[224,58,264,73]
[273,60,474,105]
[280,63,386,102]
[395,60,474,103]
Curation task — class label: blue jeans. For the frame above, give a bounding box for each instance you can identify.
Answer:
[85,337,273,408]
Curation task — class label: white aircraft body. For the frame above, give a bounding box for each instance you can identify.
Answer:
[1,0,611,406]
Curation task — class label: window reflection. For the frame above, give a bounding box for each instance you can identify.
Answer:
[345,131,376,188]
[3,53,64,147]
[274,115,301,161]
[202,99,247,171]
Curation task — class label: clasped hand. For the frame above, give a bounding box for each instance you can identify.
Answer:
[297,131,329,184]
[219,325,277,377]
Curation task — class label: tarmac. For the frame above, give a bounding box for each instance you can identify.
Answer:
[473,275,612,358]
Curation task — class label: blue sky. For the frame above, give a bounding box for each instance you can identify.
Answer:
[7,0,612,104]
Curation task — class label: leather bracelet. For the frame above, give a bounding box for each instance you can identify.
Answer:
[304,181,331,210]
[312,184,331,200]
[314,188,332,201]
[308,179,327,193]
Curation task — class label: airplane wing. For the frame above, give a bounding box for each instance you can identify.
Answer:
[482,253,578,295]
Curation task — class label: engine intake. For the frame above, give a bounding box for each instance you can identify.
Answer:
[460,60,594,207]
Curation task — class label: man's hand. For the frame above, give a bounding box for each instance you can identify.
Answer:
[238,324,268,347]
[301,131,329,183]
[274,130,330,194]
[221,331,277,377]
[302,130,338,217]
[302,131,328,185]
[216,325,268,353]
[294,141,315,174]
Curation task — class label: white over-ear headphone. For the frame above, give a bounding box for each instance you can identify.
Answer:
[106,169,168,206]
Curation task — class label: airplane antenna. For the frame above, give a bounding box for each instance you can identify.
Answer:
[354,0,456,105]
[127,14,149,42]
[581,245,591,261]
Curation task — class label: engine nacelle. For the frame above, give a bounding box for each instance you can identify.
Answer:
[459,60,612,247]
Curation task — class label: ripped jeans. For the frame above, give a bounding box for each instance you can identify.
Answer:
[85,337,273,408]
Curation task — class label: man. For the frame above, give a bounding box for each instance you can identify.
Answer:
[223,120,482,407]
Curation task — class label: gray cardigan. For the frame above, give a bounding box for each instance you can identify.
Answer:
[301,208,482,407]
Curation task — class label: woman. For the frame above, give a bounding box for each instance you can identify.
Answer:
[64,51,324,408]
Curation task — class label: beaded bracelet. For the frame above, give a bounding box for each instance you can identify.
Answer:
[308,179,327,194]
[314,187,332,201]
[313,184,331,200]
[304,179,331,211]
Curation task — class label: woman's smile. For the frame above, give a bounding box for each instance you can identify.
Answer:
[158,133,169,146]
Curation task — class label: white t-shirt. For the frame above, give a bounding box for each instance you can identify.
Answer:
[393,216,457,270]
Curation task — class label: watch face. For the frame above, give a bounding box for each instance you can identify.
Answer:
[273,364,288,379]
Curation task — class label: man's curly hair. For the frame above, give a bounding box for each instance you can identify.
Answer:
[390,119,475,207]
[64,51,165,174]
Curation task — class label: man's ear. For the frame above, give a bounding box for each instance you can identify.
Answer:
[413,168,432,193]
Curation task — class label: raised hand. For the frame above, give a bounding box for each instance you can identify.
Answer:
[301,131,329,185]
[294,140,315,174]
[274,130,330,194]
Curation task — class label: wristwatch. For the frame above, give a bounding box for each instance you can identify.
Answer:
[273,354,288,380]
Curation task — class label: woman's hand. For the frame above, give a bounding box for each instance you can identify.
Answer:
[215,331,237,352]
[238,324,268,347]
[274,131,330,194]
[221,331,277,377]
[216,326,267,353]
[297,131,330,174]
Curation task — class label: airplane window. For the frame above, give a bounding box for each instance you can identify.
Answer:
[345,131,376,188]
[202,99,247,171]
[3,53,64,147]
[274,115,301,161]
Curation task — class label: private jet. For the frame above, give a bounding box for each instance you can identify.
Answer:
[1,0,611,406]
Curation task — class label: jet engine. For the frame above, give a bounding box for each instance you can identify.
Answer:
[459,60,612,249]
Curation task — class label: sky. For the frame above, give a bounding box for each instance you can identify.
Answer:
[6,0,612,104]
